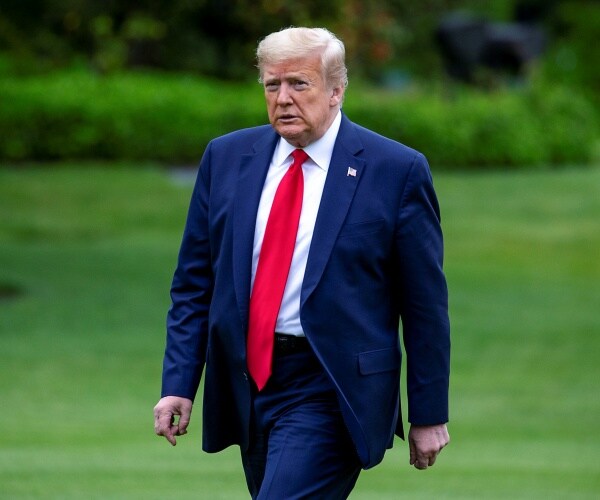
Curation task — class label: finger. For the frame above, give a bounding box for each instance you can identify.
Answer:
[155,422,177,445]
[155,412,178,446]
[409,437,417,465]
[154,410,172,434]
[164,427,178,446]
[413,459,428,470]
[413,448,434,470]
[177,413,191,435]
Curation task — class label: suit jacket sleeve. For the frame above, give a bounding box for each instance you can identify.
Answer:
[161,143,214,400]
[395,153,450,425]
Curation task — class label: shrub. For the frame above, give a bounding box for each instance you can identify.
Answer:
[344,84,599,168]
[0,70,597,168]
[0,71,266,163]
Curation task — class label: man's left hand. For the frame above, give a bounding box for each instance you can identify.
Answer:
[408,423,449,470]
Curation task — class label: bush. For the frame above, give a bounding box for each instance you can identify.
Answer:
[0,70,598,167]
[344,84,599,168]
[0,71,266,163]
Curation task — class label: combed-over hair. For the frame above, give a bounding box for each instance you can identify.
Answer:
[257,27,348,90]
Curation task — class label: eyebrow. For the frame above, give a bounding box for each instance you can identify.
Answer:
[264,73,312,85]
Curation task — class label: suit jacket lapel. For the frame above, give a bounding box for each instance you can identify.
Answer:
[232,130,278,331]
[301,117,365,307]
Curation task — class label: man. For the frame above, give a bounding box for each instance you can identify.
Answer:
[154,27,450,498]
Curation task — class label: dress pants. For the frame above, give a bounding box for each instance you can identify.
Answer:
[241,346,362,499]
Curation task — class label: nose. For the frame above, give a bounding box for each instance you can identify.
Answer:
[276,83,293,105]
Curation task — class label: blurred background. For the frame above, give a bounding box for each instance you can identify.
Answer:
[1,0,599,166]
[0,0,599,498]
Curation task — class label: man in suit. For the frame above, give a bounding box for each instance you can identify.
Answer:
[154,27,450,498]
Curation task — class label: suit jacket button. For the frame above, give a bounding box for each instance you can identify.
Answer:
[243,372,248,381]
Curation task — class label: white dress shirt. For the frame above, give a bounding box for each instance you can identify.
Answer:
[251,111,342,336]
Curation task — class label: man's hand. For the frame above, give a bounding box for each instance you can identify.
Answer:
[153,396,193,446]
[408,423,449,470]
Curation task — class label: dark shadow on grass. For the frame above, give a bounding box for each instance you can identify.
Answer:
[0,282,24,302]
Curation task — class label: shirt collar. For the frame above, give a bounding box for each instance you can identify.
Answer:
[273,110,342,171]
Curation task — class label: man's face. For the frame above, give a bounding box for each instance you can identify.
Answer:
[262,56,344,148]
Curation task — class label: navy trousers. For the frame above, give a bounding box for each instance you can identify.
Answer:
[241,348,362,499]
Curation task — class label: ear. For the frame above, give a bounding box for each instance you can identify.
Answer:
[329,85,344,107]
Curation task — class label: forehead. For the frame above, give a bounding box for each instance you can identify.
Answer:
[262,56,323,81]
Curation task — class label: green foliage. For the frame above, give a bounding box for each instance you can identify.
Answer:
[1,70,598,167]
[541,0,600,109]
[0,0,348,78]
[1,165,599,497]
[345,82,599,168]
[1,0,599,98]
[0,0,537,81]
[0,71,266,163]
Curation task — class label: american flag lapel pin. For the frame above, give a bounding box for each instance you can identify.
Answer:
[347,167,357,177]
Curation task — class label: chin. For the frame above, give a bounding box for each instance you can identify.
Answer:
[276,125,299,135]
[277,128,305,144]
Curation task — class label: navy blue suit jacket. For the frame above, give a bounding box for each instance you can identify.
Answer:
[162,114,450,469]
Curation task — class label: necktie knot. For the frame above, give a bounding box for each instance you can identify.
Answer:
[291,149,308,167]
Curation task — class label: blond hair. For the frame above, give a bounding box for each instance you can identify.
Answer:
[257,27,348,90]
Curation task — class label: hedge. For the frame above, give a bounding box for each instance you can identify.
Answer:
[345,85,600,168]
[0,70,598,168]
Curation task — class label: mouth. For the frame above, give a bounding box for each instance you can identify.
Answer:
[277,114,299,123]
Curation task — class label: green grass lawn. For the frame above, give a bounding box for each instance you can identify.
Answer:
[1,164,599,499]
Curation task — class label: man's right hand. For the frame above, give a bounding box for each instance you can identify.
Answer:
[153,396,193,446]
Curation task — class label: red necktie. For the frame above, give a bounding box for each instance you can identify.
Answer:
[247,149,308,390]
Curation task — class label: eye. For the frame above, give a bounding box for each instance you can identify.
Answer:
[293,80,309,90]
[265,82,279,92]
